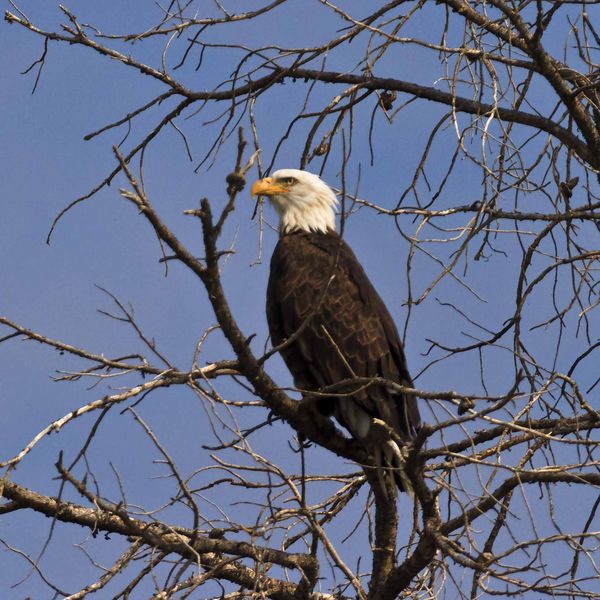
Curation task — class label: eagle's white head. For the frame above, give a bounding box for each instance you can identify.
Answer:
[251,169,338,234]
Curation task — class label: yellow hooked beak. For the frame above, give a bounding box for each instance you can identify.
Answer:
[251,177,288,197]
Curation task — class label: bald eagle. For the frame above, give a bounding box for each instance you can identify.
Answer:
[252,169,420,493]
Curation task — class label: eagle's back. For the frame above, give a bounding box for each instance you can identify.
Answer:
[266,230,420,442]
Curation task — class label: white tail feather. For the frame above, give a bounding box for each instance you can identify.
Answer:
[385,440,414,497]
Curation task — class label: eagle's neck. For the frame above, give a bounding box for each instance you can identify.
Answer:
[274,198,336,234]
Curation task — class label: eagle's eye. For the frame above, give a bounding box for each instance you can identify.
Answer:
[279,177,297,186]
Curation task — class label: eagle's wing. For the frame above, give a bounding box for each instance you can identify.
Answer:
[266,231,420,442]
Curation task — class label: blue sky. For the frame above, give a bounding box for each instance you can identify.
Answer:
[1,1,598,597]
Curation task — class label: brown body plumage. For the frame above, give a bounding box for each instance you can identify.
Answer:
[266,229,420,491]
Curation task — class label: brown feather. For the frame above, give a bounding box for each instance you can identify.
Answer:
[266,230,421,491]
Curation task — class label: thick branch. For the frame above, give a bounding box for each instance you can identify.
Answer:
[5,10,596,167]
[1,479,315,578]
[284,67,597,168]
[442,470,600,536]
